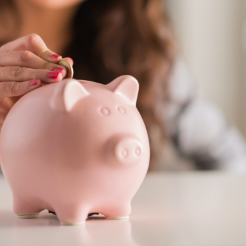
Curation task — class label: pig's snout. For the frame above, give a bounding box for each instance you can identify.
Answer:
[107,135,143,165]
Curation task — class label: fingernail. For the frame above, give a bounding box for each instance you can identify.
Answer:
[53,67,64,73]
[30,79,39,86]
[51,53,61,60]
[48,71,60,79]
[66,57,74,66]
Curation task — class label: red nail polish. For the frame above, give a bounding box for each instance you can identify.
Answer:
[51,54,61,60]
[66,57,74,66]
[30,79,39,86]
[48,72,60,79]
[53,67,64,73]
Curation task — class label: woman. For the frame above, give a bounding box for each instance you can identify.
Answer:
[0,0,245,171]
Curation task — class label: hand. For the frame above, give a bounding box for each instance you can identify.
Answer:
[0,33,70,131]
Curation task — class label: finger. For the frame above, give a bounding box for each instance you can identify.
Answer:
[0,51,67,78]
[0,66,63,83]
[0,79,41,98]
[0,33,62,63]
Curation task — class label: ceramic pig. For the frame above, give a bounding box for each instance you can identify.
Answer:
[0,75,150,225]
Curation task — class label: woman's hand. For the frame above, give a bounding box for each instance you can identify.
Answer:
[0,33,69,131]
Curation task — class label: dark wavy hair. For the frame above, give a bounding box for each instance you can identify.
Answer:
[0,0,176,170]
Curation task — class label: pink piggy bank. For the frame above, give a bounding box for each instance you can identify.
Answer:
[0,75,150,225]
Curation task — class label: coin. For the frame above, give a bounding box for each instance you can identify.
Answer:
[57,59,74,78]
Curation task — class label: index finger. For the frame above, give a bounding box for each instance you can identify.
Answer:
[0,33,62,63]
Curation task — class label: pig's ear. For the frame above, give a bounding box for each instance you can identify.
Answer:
[50,79,89,112]
[106,75,139,105]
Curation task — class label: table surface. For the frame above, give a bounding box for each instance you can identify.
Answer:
[1,171,246,246]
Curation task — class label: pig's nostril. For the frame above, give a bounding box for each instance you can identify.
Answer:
[135,147,141,156]
[122,149,128,158]
[111,136,143,164]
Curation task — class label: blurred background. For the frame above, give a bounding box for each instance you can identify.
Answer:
[155,0,246,170]
[166,0,246,135]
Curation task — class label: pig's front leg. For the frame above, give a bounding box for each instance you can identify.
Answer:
[103,202,131,220]
[54,204,89,225]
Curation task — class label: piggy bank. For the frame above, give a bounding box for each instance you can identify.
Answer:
[0,75,150,225]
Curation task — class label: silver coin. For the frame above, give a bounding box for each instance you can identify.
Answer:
[58,59,74,78]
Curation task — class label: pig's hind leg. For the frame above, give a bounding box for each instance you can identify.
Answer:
[13,194,43,218]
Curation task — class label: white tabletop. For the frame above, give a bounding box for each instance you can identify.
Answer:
[1,171,246,246]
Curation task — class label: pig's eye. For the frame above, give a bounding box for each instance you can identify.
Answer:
[117,106,126,114]
[100,107,110,116]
